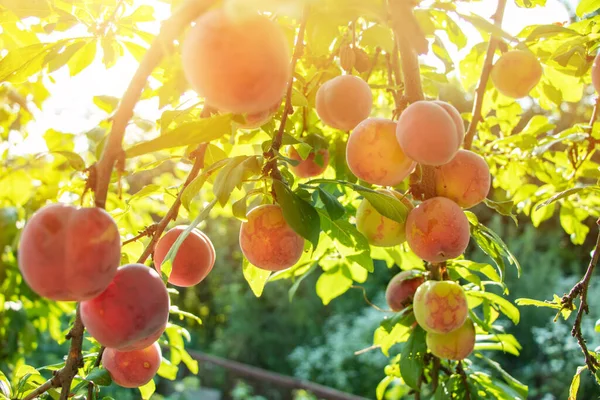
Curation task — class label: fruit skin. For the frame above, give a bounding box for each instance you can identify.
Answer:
[432,100,465,143]
[413,280,468,334]
[316,75,373,131]
[356,190,413,247]
[240,102,280,129]
[405,197,470,263]
[81,264,170,350]
[18,204,121,302]
[182,9,290,114]
[102,343,162,388]
[289,147,330,178]
[490,50,542,99]
[239,205,304,271]
[118,322,166,352]
[153,226,216,287]
[396,101,461,166]
[434,150,491,209]
[592,53,600,95]
[426,318,475,360]
[385,270,425,312]
[346,118,416,186]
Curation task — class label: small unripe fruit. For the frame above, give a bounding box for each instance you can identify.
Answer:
[413,280,468,334]
[356,190,413,247]
[316,75,373,131]
[353,47,371,73]
[490,50,542,99]
[592,53,600,94]
[426,318,475,360]
[102,343,162,388]
[385,270,425,312]
[405,197,470,263]
[239,205,304,271]
[340,44,356,72]
[289,147,330,178]
[434,150,491,208]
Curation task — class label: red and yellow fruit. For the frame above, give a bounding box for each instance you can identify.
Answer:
[81,264,170,350]
[18,204,121,302]
[356,190,413,247]
[405,197,470,263]
[316,75,373,131]
[346,118,416,186]
[154,226,216,287]
[413,280,468,334]
[102,343,162,388]
[490,50,542,99]
[289,147,330,178]
[239,205,304,271]
[434,150,491,209]
[182,9,290,114]
[385,270,425,312]
[426,318,475,360]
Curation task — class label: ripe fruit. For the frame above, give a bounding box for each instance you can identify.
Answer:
[385,270,425,312]
[81,264,170,350]
[316,75,373,131]
[426,318,475,360]
[154,226,216,287]
[592,53,600,94]
[396,101,462,166]
[240,102,280,129]
[405,197,470,263]
[289,147,330,178]
[432,100,465,143]
[356,190,413,247]
[102,343,162,388]
[239,205,304,271]
[119,322,166,352]
[18,204,121,302]
[413,280,468,334]
[346,118,416,186]
[182,9,290,114]
[490,50,542,99]
[434,150,491,208]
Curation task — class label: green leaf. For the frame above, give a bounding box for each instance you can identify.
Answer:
[125,115,233,158]
[127,184,162,203]
[68,40,97,76]
[86,368,112,387]
[476,354,528,398]
[569,366,586,399]
[484,199,517,225]
[576,0,600,16]
[515,0,546,8]
[515,298,560,309]
[169,305,202,325]
[242,257,271,297]
[0,370,11,399]
[457,12,518,43]
[93,95,119,113]
[213,156,261,206]
[317,188,345,220]
[181,158,231,211]
[315,266,353,305]
[0,42,60,83]
[400,326,427,390]
[273,180,320,248]
[51,151,85,171]
[138,379,156,400]
[467,291,520,325]
[535,186,600,210]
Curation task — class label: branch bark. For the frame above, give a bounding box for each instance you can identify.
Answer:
[463,0,508,150]
[456,361,471,400]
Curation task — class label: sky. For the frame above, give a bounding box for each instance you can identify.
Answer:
[12,0,574,155]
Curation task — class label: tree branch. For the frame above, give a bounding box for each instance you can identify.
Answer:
[456,361,471,400]
[463,0,508,150]
[93,0,217,208]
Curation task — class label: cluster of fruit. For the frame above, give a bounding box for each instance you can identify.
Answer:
[19,205,216,388]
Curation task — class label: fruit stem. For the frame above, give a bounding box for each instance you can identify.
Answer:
[463,0,508,150]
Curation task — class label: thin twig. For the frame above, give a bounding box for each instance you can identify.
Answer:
[456,361,471,400]
[123,224,158,245]
[350,285,388,312]
[463,0,508,150]
[414,373,423,400]
[431,356,440,391]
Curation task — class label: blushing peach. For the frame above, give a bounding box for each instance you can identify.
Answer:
[413,280,468,334]
[346,118,416,186]
[432,100,465,143]
[426,318,475,360]
[182,9,290,114]
[385,270,425,312]
[434,150,491,208]
[119,322,166,352]
[316,75,373,131]
[239,205,304,271]
[289,147,330,178]
[18,204,121,301]
[154,226,216,287]
[102,343,162,388]
[405,197,470,263]
[81,264,170,350]
[356,190,413,247]
[490,50,542,99]
[240,102,280,129]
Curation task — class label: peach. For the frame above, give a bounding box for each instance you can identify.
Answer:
[289,147,330,178]
[153,226,216,287]
[592,53,600,95]
[490,50,542,99]
[346,118,416,186]
[81,264,170,350]
[426,318,475,360]
[239,204,304,271]
[18,204,121,302]
[240,102,280,129]
[413,280,468,334]
[102,343,162,388]
[316,75,373,131]
[432,100,465,143]
[119,322,166,352]
[405,197,470,263]
[356,190,413,247]
[182,9,290,114]
[396,101,461,166]
[434,150,491,208]
[385,270,425,312]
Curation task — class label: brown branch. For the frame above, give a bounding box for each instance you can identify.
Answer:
[365,47,382,82]
[123,224,158,245]
[463,0,508,150]
[350,285,388,312]
[414,372,423,400]
[456,361,471,400]
[93,0,217,208]
[431,356,440,392]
